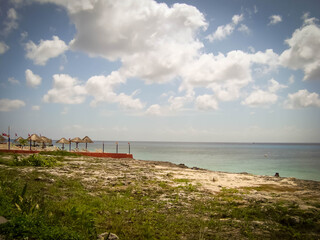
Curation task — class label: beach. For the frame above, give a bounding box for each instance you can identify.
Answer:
[0,150,319,239]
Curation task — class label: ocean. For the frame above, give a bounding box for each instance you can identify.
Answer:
[54,141,320,181]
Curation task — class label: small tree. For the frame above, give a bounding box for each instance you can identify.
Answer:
[18,138,28,146]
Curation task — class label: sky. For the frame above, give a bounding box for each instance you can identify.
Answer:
[0,0,320,143]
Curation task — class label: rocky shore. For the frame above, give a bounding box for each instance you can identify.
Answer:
[0,153,319,239]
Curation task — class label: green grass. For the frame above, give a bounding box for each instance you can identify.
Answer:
[39,150,79,157]
[0,152,319,239]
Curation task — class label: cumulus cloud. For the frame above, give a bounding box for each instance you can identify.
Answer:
[86,72,144,110]
[43,74,86,104]
[206,14,243,42]
[268,15,282,25]
[280,17,320,81]
[25,69,42,87]
[0,41,9,54]
[64,0,207,85]
[0,99,25,111]
[268,78,287,93]
[196,94,218,110]
[146,104,163,116]
[242,79,286,107]
[284,89,320,109]
[242,90,278,107]
[180,49,279,103]
[43,72,144,109]
[25,36,68,65]
[2,8,18,35]
[33,0,282,112]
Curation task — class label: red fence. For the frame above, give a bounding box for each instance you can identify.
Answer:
[0,149,133,159]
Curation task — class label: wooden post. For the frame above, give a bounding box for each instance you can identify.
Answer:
[103,142,104,153]
[116,142,118,153]
[128,142,130,154]
[8,126,10,150]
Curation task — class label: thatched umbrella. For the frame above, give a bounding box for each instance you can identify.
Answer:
[82,136,93,151]
[71,137,83,149]
[56,137,69,150]
[15,136,24,142]
[28,134,41,150]
[39,136,52,148]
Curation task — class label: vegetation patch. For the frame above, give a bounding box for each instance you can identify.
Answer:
[0,152,319,239]
[12,154,62,167]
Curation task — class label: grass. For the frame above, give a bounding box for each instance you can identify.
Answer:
[0,152,319,239]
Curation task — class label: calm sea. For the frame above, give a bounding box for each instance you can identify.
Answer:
[54,141,320,181]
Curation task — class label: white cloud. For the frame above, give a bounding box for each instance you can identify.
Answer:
[251,49,279,74]
[0,99,25,111]
[32,105,40,111]
[32,0,282,112]
[116,93,145,110]
[168,91,194,111]
[241,90,278,107]
[63,0,207,86]
[268,78,287,93]
[85,72,144,110]
[0,42,9,54]
[25,36,68,65]
[25,69,42,88]
[242,79,285,108]
[43,74,86,104]
[284,89,320,109]
[2,8,18,35]
[269,15,282,25]
[146,104,162,116]
[33,0,96,14]
[280,18,320,81]
[206,14,243,42]
[8,77,20,85]
[238,24,250,34]
[288,75,295,84]
[196,94,218,110]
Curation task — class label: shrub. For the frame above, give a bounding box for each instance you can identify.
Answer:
[13,154,60,167]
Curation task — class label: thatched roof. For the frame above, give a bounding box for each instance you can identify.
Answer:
[71,137,83,143]
[40,136,52,144]
[56,137,70,144]
[82,136,93,143]
[14,137,24,142]
[28,134,41,141]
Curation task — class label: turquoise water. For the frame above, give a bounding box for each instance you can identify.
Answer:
[54,141,320,181]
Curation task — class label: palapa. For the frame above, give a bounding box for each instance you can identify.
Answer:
[56,137,70,150]
[71,137,83,149]
[82,136,94,151]
[28,134,41,149]
[15,136,24,142]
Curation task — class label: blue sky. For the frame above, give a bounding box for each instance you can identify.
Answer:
[1,0,320,142]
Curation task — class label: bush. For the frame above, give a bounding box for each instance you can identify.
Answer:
[13,154,60,167]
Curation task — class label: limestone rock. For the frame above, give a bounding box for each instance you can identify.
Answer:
[0,216,8,224]
[98,232,119,240]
